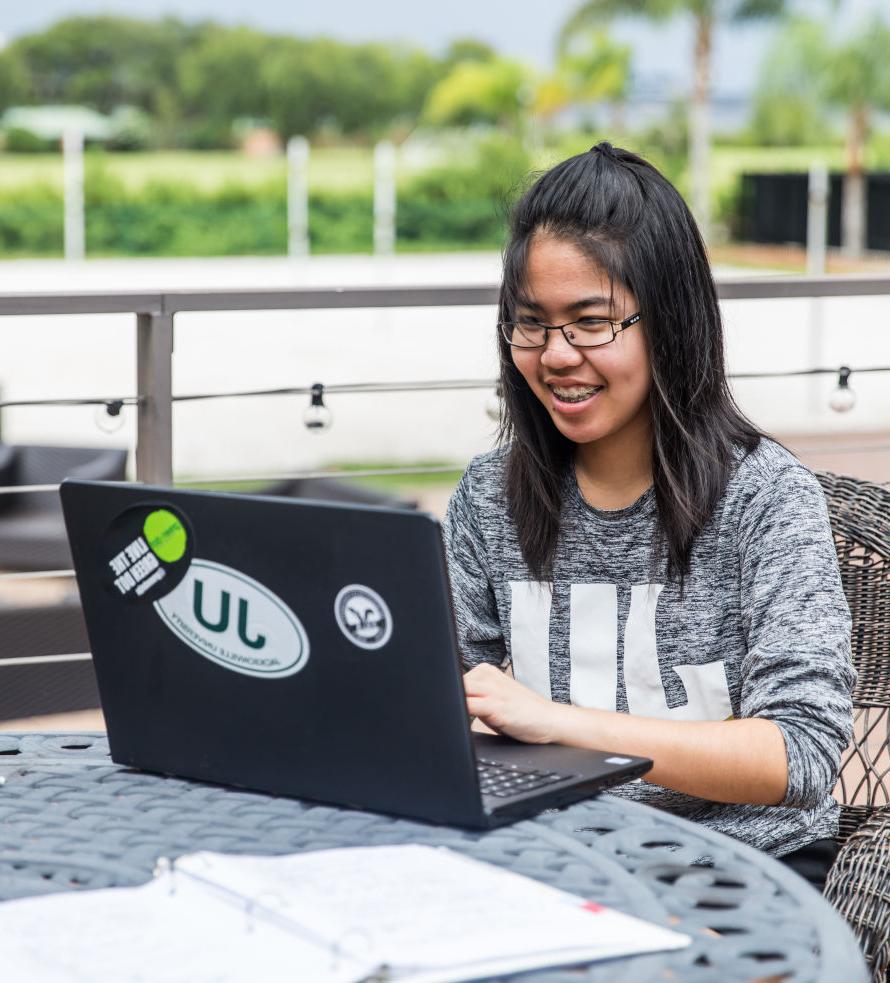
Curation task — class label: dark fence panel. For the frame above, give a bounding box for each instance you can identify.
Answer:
[739,173,808,245]
[829,175,843,247]
[868,175,890,251]
[738,172,888,250]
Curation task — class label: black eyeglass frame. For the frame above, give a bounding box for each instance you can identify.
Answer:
[500,311,642,349]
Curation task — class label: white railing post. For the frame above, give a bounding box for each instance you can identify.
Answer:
[807,163,828,415]
[135,312,174,485]
[374,140,396,256]
[287,136,310,257]
[63,127,85,261]
[807,163,828,276]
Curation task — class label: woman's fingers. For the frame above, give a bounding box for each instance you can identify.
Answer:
[470,717,501,735]
[465,696,492,716]
[462,663,504,697]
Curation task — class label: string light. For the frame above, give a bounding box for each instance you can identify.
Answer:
[3,363,887,429]
[94,399,125,434]
[303,383,333,433]
[829,366,856,413]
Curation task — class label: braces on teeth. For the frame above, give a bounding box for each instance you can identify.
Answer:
[552,386,600,402]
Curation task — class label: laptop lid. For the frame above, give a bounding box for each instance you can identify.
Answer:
[60,480,488,827]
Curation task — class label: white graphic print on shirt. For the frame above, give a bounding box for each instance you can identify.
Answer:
[508,581,553,700]
[510,581,733,721]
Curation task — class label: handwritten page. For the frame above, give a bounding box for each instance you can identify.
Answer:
[0,874,370,983]
[175,845,689,977]
[0,845,689,983]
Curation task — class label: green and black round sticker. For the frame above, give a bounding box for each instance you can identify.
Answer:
[101,503,194,604]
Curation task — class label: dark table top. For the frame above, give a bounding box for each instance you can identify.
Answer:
[0,733,868,983]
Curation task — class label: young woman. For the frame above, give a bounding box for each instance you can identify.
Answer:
[444,143,854,891]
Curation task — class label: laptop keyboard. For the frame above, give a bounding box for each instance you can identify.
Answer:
[476,758,574,798]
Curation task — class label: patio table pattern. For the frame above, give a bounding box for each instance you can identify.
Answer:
[0,733,868,983]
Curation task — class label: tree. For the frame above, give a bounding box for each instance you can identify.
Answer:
[177,26,276,130]
[0,49,27,114]
[823,16,890,255]
[748,18,830,146]
[749,14,890,255]
[423,58,530,130]
[540,28,631,129]
[7,16,443,146]
[9,16,203,116]
[441,38,497,69]
[263,37,440,139]
[560,0,789,238]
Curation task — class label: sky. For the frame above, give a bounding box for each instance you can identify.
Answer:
[1,0,883,98]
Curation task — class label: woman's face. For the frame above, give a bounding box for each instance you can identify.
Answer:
[510,234,652,449]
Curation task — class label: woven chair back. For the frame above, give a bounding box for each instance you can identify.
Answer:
[816,471,890,843]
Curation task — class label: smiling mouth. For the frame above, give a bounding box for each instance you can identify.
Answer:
[549,384,603,403]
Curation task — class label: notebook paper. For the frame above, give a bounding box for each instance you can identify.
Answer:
[0,844,689,982]
[0,873,369,983]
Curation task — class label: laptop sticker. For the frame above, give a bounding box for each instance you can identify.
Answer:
[334,584,393,650]
[154,559,310,679]
[102,504,194,604]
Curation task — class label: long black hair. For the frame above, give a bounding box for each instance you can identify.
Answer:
[498,142,762,582]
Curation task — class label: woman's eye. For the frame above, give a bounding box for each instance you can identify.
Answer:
[577,317,609,327]
[518,315,542,326]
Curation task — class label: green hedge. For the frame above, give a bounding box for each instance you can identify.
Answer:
[0,173,511,257]
[0,184,65,255]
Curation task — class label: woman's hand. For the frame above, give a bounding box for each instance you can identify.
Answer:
[464,663,789,804]
[463,664,564,744]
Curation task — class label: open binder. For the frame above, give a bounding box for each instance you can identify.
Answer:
[1,844,689,982]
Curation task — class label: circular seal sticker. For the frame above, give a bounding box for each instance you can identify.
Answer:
[334,584,393,650]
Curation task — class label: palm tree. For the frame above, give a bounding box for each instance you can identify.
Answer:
[560,0,789,239]
[822,16,890,256]
[536,29,632,132]
[750,13,890,256]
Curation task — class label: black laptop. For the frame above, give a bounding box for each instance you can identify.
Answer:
[60,480,651,829]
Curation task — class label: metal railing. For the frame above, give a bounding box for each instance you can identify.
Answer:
[2,273,889,486]
[0,272,889,690]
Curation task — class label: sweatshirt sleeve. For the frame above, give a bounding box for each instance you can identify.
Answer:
[442,467,508,670]
[737,464,855,810]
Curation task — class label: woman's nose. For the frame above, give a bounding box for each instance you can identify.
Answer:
[540,329,584,368]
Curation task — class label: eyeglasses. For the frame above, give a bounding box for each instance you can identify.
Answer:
[500,311,641,349]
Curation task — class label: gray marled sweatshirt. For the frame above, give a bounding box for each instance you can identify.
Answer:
[443,439,855,857]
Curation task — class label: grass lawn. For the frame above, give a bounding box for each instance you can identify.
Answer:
[4,139,890,262]
[3,141,880,198]
[182,461,464,517]
[2,140,887,201]
[709,145,846,199]
[0,146,378,192]
[323,460,464,491]
[184,461,463,492]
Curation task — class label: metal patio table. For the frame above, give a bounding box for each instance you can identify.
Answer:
[0,733,867,983]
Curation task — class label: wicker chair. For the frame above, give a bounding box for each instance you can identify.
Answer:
[816,471,890,980]
[826,810,890,980]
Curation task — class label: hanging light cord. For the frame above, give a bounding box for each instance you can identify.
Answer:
[2,365,889,411]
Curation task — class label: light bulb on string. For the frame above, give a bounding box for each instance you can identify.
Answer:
[485,383,503,423]
[303,383,333,433]
[829,366,856,413]
[94,399,125,434]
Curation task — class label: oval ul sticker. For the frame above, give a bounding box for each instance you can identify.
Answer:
[154,559,309,679]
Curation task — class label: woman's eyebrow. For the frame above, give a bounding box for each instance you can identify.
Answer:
[515,294,611,310]
[569,295,611,310]
[515,294,542,310]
